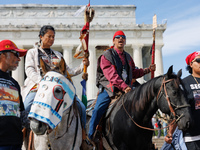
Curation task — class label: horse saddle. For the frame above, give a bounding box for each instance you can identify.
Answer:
[86,93,123,150]
[86,91,123,118]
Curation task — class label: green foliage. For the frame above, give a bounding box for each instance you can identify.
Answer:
[153,130,164,137]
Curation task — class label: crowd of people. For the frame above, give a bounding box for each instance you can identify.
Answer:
[152,113,168,139]
[0,24,199,150]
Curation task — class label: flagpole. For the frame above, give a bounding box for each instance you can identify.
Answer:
[151,14,157,79]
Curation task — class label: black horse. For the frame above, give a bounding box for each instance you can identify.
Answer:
[97,66,193,150]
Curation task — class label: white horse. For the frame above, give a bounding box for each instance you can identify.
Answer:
[23,58,82,150]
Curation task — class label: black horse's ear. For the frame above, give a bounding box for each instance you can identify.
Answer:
[167,65,173,77]
[40,58,50,75]
[59,57,66,74]
[177,69,182,78]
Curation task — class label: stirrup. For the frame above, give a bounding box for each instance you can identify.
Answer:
[84,136,96,149]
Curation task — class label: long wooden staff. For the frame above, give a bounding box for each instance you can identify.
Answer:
[151,14,157,79]
[74,3,95,107]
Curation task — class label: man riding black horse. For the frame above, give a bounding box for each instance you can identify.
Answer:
[87,30,156,145]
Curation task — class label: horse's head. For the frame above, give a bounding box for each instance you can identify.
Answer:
[39,57,71,79]
[29,58,75,135]
[157,66,193,131]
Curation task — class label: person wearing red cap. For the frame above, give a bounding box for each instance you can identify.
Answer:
[0,40,27,149]
[165,51,200,149]
[87,30,156,143]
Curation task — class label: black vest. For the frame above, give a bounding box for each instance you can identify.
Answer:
[96,48,133,97]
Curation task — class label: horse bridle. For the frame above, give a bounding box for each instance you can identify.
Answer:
[156,77,190,123]
[122,76,190,131]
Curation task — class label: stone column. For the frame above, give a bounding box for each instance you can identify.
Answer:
[12,45,25,86]
[62,45,73,68]
[132,45,144,83]
[87,46,98,99]
[155,45,164,77]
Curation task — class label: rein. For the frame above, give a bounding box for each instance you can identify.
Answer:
[122,94,175,131]
[122,77,190,131]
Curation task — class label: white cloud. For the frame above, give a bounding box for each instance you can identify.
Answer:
[162,16,200,56]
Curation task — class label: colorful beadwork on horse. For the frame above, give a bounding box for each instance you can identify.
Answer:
[28,71,76,129]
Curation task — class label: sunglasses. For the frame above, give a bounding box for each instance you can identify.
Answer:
[10,50,20,58]
[114,35,126,39]
[192,58,200,63]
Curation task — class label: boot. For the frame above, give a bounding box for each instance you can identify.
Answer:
[81,129,96,150]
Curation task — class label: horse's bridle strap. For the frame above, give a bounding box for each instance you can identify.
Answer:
[157,78,176,117]
[171,103,190,111]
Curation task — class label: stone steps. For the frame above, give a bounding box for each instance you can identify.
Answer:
[152,136,165,150]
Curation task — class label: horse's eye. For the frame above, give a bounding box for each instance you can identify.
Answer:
[55,87,62,93]
[172,91,177,96]
[53,86,64,100]
[179,84,184,91]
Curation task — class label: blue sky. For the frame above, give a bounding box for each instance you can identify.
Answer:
[1,0,200,78]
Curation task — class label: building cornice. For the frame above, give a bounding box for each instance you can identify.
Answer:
[0,23,166,31]
[0,4,137,26]
[0,4,136,8]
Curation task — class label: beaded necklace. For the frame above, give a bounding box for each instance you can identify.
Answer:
[192,74,199,84]
[39,47,53,67]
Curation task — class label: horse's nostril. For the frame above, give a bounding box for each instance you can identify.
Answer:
[186,121,190,129]
[39,121,43,128]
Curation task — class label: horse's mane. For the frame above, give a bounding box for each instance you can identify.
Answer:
[40,57,72,82]
[125,72,180,113]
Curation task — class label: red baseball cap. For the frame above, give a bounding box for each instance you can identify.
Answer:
[185,51,200,65]
[0,40,27,57]
[113,30,125,41]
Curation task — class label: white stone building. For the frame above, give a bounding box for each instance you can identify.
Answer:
[0,4,166,100]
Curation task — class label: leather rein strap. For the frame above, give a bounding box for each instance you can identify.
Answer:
[122,77,188,131]
[122,94,172,131]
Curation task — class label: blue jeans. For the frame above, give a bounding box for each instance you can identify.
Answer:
[161,127,187,150]
[88,89,111,139]
[76,97,86,129]
[24,91,36,113]
[0,145,21,150]
[163,122,167,136]
[24,91,86,129]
